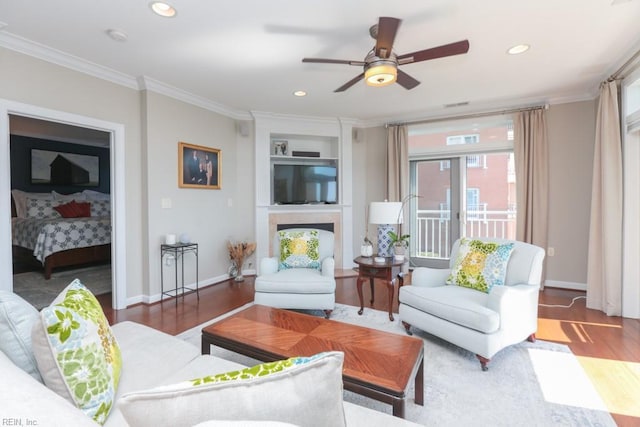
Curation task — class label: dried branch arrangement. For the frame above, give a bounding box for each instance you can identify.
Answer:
[227,241,256,281]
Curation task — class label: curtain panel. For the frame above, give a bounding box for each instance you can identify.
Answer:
[514,109,549,281]
[586,80,623,316]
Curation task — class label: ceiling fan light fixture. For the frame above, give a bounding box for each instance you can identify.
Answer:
[364,60,397,87]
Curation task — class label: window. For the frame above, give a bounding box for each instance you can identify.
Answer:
[409,115,516,266]
[446,134,479,145]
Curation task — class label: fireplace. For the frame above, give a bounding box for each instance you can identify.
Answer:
[277,223,334,232]
[268,212,342,268]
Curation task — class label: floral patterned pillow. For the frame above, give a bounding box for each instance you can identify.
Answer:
[278,229,320,270]
[31,279,121,424]
[446,238,515,293]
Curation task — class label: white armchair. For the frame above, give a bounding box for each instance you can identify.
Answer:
[399,238,545,370]
[254,228,336,318]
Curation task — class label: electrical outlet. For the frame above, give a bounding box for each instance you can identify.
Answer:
[547,247,555,257]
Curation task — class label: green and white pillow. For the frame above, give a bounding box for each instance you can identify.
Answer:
[119,351,346,427]
[31,279,121,425]
[447,238,515,293]
[278,229,320,270]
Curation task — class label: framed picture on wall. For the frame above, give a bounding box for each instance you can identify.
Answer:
[178,141,221,189]
[31,148,100,187]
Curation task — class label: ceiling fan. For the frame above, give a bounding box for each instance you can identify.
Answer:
[302,17,470,92]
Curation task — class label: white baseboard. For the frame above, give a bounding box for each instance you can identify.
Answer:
[544,280,586,291]
[126,273,242,307]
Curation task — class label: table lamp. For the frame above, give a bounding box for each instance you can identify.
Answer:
[369,201,402,258]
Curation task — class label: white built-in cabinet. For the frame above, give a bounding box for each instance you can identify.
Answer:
[253,113,356,271]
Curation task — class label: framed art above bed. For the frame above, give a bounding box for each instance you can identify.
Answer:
[31,148,100,187]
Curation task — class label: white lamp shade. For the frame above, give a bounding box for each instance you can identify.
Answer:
[369,202,403,225]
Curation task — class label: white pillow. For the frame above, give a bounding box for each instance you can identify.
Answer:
[82,190,110,201]
[119,352,346,427]
[0,291,42,382]
[53,191,87,202]
[31,279,122,425]
[11,190,53,218]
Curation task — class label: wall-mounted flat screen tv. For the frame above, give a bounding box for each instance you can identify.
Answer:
[272,164,338,204]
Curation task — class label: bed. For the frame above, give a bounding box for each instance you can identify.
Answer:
[11,190,112,279]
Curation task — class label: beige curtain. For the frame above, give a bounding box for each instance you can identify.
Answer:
[586,81,623,316]
[514,109,549,280]
[386,124,409,203]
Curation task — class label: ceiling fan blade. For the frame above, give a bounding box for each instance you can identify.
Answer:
[396,70,421,90]
[334,73,365,92]
[375,17,401,58]
[397,40,470,64]
[302,58,366,66]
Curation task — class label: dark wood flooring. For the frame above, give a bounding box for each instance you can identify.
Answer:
[97,275,640,426]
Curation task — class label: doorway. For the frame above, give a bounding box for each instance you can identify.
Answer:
[0,100,128,309]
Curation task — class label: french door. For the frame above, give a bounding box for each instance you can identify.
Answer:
[410,152,516,268]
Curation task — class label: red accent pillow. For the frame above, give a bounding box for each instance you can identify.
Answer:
[74,202,91,217]
[53,201,91,218]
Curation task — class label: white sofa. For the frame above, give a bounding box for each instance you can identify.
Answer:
[399,238,545,371]
[255,228,336,318]
[1,304,421,426]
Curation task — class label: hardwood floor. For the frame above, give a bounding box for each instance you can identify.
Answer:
[98,274,640,426]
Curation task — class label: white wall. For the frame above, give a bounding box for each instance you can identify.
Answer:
[546,100,597,289]
[0,47,144,299]
[350,126,386,256]
[0,47,255,304]
[142,91,255,300]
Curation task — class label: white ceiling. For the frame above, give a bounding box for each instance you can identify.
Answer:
[1,0,640,125]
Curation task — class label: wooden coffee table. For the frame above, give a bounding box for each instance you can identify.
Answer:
[201,304,424,418]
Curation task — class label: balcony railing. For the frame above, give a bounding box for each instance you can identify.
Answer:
[414,209,516,259]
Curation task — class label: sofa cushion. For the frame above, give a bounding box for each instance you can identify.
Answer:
[0,350,96,427]
[119,351,346,427]
[255,268,335,294]
[278,229,320,270]
[32,279,122,425]
[446,238,514,293]
[400,285,500,333]
[0,291,43,382]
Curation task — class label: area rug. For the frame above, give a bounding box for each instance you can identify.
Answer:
[178,303,616,427]
[13,264,112,310]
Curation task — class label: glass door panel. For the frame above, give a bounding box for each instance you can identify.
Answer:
[411,158,460,268]
[463,153,516,240]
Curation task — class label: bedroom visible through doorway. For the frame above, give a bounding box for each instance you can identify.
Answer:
[8,114,113,309]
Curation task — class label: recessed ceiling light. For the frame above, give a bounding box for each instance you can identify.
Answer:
[150,2,177,17]
[293,90,307,97]
[507,44,530,55]
[105,28,128,42]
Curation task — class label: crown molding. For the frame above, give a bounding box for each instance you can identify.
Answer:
[0,31,253,120]
[356,91,599,128]
[251,110,357,126]
[0,31,138,89]
[137,76,252,120]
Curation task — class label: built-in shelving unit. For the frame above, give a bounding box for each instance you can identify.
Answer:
[253,113,356,270]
